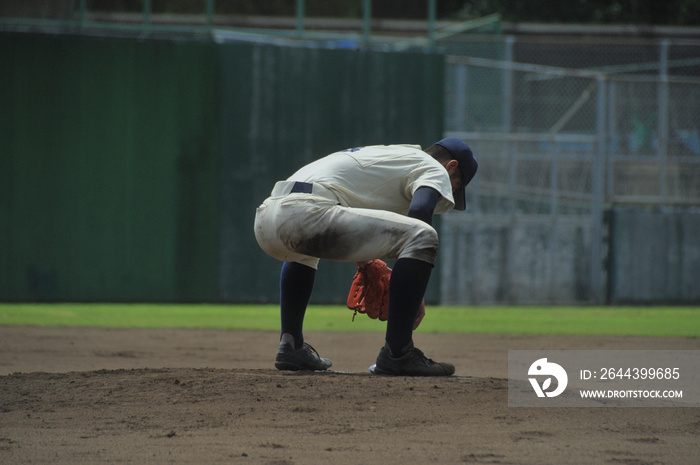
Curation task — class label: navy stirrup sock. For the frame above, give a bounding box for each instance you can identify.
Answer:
[385,258,433,356]
[280,261,316,349]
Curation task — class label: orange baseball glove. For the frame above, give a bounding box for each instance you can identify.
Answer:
[347,259,392,321]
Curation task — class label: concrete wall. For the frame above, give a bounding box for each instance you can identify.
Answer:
[608,208,700,303]
[440,214,593,305]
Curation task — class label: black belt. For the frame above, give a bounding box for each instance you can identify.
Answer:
[290,181,313,194]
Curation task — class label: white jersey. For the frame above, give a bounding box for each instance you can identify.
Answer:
[287,144,455,215]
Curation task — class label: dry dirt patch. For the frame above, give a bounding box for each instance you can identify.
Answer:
[0,326,697,464]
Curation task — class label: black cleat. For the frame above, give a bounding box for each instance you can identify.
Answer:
[275,333,332,371]
[372,342,455,376]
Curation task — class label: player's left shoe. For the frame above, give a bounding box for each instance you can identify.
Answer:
[275,333,332,371]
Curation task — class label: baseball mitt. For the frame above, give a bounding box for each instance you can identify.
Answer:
[347,259,392,321]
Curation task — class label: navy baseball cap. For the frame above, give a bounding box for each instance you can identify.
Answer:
[434,138,478,211]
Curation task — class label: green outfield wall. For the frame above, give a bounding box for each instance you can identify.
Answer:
[217,42,444,303]
[0,32,444,303]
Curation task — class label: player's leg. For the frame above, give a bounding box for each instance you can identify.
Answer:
[279,261,314,349]
[275,262,332,371]
[374,256,455,376]
[255,198,331,371]
[254,194,319,343]
[384,257,432,355]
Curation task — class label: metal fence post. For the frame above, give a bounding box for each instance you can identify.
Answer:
[591,75,608,303]
[362,0,371,45]
[658,39,671,205]
[296,0,305,38]
[78,0,87,30]
[206,0,215,31]
[607,80,616,201]
[503,36,515,133]
[503,49,516,304]
[143,0,152,35]
[455,64,467,130]
[427,0,436,51]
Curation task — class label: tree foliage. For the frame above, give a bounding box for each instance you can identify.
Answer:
[87,0,700,25]
[449,0,700,25]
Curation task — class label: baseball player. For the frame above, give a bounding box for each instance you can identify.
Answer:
[254,138,477,376]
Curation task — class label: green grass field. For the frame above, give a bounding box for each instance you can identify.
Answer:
[0,304,698,337]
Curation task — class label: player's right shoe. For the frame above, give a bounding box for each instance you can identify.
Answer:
[372,342,455,376]
[275,333,332,371]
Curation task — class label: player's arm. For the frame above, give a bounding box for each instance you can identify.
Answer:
[407,186,441,225]
[407,186,440,330]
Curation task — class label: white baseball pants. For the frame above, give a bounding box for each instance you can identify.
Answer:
[254,181,438,270]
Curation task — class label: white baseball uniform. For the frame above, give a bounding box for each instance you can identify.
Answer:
[254,144,456,269]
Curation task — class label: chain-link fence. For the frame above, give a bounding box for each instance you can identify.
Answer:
[440,46,700,305]
[607,74,700,204]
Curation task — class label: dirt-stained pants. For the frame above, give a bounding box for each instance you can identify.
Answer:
[254,181,438,270]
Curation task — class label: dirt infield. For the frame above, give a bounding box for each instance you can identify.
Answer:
[1,326,698,464]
